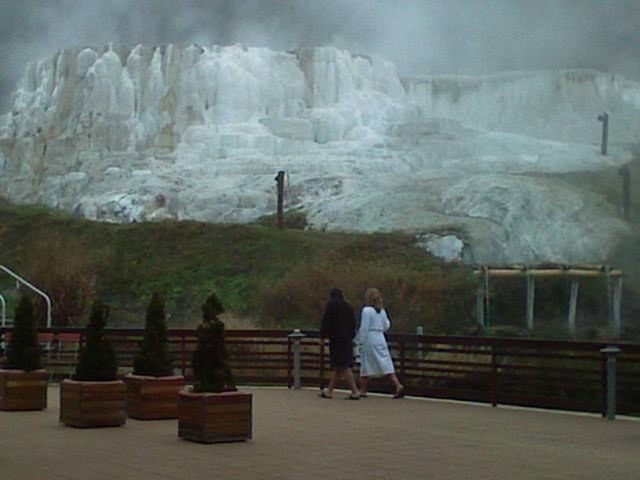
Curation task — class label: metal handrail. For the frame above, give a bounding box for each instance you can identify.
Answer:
[0,265,52,327]
[0,292,5,326]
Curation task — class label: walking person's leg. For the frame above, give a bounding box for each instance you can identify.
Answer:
[359,376,369,397]
[321,368,339,398]
[344,368,360,397]
[325,368,340,397]
[388,372,404,398]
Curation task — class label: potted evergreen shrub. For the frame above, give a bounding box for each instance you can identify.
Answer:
[125,292,184,419]
[0,296,47,410]
[60,300,126,427]
[178,293,252,443]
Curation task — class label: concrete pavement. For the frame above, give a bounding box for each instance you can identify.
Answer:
[1,385,639,480]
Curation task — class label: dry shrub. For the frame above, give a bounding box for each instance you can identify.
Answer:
[254,259,476,333]
[27,233,98,326]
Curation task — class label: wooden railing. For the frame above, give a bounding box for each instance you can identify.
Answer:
[1,327,639,415]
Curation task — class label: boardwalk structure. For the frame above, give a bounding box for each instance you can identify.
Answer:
[475,265,623,336]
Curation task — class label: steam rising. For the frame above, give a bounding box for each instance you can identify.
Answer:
[1,0,639,110]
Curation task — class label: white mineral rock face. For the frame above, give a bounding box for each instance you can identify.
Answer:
[1,44,639,264]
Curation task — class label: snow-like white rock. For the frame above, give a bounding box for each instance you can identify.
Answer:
[1,44,639,264]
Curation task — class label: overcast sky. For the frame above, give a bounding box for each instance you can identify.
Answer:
[0,0,638,111]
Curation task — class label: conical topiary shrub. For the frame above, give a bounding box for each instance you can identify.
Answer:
[178,293,251,443]
[192,293,235,392]
[5,295,41,371]
[133,292,172,376]
[60,299,126,427]
[74,300,118,381]
[126,292,184,420]
[0,295,48,411]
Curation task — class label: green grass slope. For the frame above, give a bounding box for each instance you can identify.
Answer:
[0,197,476,332]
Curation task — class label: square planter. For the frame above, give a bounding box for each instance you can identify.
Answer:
[178,388,252,443]
[0,369,48,411]
[124,373,185,420]
[60,379,126,428]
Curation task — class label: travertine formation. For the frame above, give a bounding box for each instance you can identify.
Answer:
[1,44,639,263]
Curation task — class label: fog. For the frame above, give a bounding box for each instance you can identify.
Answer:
[0,0,639,110]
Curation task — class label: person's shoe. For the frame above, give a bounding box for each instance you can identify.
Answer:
[319,390,332,399]
[345,394,360,400]
[360,393,368,398]
[393,387,405,399]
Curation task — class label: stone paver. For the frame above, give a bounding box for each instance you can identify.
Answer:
[1,385,639,480]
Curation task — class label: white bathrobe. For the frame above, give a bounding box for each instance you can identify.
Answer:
[356,306,395,376]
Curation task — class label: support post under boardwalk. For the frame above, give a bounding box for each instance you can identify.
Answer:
[476,283,485,327]
[613,276,623,338]
[484,268,490,327]
[568,278,579,337]
[526,274,535,330]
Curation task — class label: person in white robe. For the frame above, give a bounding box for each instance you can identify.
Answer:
[356,287,404,398]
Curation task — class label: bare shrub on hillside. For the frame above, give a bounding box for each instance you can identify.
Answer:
[27,234,99,326]
[254,260,476,333]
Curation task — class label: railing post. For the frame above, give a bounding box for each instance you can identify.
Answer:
[416,326,424,361]
[181,333,187,377]
[287,335,293,388]
[600,346,621,420]
[399,339,406,385]
[491,344,498,407]
[288,329,305,390]
[600,353,607,418]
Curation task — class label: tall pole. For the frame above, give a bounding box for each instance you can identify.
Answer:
[597,112,609,156]
[275,170,285,229]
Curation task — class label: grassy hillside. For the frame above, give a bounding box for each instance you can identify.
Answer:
[1,194,636,339]
[0,197,477,332]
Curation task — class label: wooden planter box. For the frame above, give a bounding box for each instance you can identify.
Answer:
[0,369,48,411]
[60,379,126,428]
[124,374,185,420]
[178,388,252,443]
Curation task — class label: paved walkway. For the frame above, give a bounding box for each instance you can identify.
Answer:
[1,385,639,480]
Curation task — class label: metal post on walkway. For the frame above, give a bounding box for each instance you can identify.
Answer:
[600,346,621,420]
[288,329,305,390]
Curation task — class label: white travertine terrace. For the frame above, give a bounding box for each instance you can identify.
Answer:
[1,44,639,263]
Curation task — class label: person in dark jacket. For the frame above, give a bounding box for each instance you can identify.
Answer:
[319,288,360,399]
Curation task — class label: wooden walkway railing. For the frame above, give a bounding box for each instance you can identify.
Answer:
[1,327,639,415]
